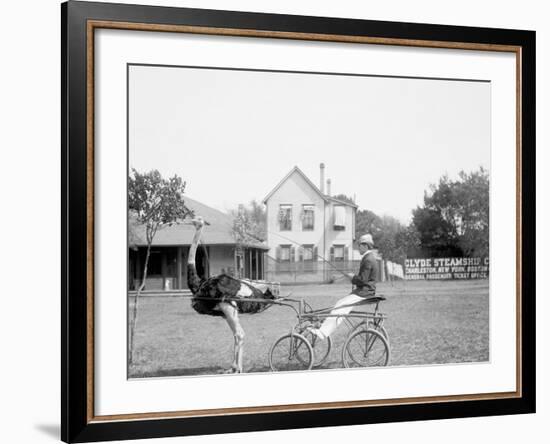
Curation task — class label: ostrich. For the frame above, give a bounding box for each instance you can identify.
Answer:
[185,216,275,373]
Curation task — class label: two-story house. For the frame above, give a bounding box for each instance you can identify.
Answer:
[263,164,357,283]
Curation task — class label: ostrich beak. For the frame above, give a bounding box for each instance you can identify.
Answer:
[183,218,210,226]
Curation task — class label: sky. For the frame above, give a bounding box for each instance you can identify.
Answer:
[128,64,490,223]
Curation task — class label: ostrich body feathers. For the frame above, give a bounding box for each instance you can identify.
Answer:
[188,265,275,317]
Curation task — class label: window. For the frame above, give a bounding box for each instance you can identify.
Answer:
[302,205,315,230]
[334,245,345,261]
[333,205,346,230]
[301,244,315,261]
[165,248,178,276]
[330,244,348,262]
[299,244,317,273]
[279,204,292,231]
[279,245,292,261]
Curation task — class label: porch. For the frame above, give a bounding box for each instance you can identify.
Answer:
[129,244,267,291]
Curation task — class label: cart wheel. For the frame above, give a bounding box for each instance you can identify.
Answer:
[299,328,332,368]
[349,322,390,346]
[368,322,390,345]
[342,328,390,368]
[269,333,314,372]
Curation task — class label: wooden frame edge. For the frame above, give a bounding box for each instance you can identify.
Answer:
[90,391,520,423]
[88,19,521,53]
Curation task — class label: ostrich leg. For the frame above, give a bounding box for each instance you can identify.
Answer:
[217,302,245,373]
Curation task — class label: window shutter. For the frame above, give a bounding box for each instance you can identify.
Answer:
[289,208,292,230]
[344,246,349,261]
[330,246,335,262]
[334,206,346,227]
[276,246,281,261]
[290,246,295,262]
[313,246,318,260]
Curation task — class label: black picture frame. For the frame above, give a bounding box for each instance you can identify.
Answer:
[61,1,536,442]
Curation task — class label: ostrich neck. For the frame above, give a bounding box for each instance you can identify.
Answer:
[188,225,204,265]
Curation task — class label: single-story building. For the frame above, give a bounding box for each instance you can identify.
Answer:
[129,197,269,292]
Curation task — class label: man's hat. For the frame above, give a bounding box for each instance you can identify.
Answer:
[359,234,374,247]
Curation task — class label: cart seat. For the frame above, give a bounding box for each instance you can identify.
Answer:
[357,295,386,304]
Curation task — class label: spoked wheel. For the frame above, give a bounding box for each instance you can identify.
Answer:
[369,322,390,345]
[299,328,332,368]
[350,321,390,346]
[342,328,390,368]
[269,333,314,371]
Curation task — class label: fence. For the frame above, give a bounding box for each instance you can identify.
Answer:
[386,261,404,280]
[266,256,389,285]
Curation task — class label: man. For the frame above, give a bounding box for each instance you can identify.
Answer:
[308,234,378,340]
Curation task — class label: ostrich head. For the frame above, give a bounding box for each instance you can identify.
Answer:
[185,215,209,228]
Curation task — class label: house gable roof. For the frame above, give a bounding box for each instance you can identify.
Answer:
[262,166,357,208]
[328,196,358,208]
[129,196,268,250]
[262,166,327,204]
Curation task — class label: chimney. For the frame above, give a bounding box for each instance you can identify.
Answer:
[327,178,332,196]
[320,163,325,194]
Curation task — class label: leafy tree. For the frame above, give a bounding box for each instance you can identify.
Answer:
[332,193,356,205]
[412,167,489,258]
[395,224,422,259]
[411,206,462,257]
[231,200,267,244]
[356,210,412,263]
[453,169,490,256]
[334,194,415,263]
[128,169,191,365]
[355,209,382,241]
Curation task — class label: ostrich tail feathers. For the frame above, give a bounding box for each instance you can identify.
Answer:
[241,287,277,314]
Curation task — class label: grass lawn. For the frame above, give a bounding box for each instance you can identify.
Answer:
[128,279,489,378]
